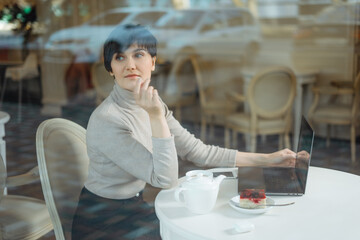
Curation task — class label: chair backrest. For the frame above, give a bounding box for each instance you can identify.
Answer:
[175,54,209,106]
[247,66,296,119]
[36,118,88,240]
[91,61,114,103]
[165,55,199,98]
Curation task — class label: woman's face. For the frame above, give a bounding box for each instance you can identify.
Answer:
[110,44,156,91]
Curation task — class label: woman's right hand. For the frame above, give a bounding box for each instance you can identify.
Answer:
[133,78,163,118]
[134,78,171,138]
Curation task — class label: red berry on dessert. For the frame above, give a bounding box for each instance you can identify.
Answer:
[239,189,266,209]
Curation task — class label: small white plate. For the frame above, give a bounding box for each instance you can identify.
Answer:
[229,195,274,214]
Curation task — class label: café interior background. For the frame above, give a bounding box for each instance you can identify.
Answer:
[0,1,359,238]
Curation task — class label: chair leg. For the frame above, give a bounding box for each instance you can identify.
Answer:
[224,128,230,148]
[351,125,356,164]
[285,134,291,150]
[278,134,284,150]
[261,135,266,144]
[251,134,256,152]
[232,130,237,149]
[209,124,214,139]
[201,116,206,141]
[17,80,22,123]
[326,124,331,147]
[0,76,9,109]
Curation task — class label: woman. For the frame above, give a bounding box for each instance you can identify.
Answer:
[72,24,296,239]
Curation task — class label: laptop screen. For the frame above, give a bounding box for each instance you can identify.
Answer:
[295,116,315,192]
[237,116,315,196]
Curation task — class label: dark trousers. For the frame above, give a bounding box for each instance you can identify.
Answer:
[71,187,161,240]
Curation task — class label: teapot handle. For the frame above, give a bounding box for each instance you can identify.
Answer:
[174,187,186,203]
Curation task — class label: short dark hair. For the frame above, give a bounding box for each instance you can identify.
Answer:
[103,24,157,72]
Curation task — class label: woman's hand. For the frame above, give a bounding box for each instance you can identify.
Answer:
[266,148,297,168]
[235,148,296,168]
[296,150,310,165]
[133,78,171,138]
[133,78,163,118]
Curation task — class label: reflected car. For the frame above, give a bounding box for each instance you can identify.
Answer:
[291,2,360,81]
[44,7,172,63]
[151,8,262,64]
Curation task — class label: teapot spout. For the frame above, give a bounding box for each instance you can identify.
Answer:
[214,174,226,186]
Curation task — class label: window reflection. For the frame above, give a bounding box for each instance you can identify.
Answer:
[200,11,225,32]
[156,10,204,30]
[0,1,359,239]
[88,12,130,26]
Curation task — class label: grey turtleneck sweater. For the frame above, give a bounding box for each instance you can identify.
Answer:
[85,82,237,199]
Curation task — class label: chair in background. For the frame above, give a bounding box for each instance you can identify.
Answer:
[160,55,198,122]
[225,66,296,152]
[0,156,53,240]
[36,118,89,240]
[1,52,40,122]
[308,72,360,163]
[188,55,238,141]
[90,61,114,105]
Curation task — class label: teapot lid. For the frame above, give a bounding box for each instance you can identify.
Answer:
[186,170,213,180]
[184,170,214,188]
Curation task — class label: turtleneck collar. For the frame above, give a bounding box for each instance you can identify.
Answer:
[110,81,141,110]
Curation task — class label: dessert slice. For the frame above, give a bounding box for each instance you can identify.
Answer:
[239,189,267,209]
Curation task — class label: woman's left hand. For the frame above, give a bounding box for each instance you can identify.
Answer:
[266,148,296,168]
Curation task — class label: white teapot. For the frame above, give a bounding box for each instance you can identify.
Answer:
[174,170,226,214]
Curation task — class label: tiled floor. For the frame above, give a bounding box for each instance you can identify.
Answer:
[2,94,360,239]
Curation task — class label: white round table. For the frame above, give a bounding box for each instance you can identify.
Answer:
[155,167,360,240]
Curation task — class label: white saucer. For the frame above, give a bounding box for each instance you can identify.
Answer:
[229,195,274,214]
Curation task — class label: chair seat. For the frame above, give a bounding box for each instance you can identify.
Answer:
[312,104,353,123]
[227,113,288,133]
[202,101,236,113]
[201,101,237,126]
[161,93,196,106]
[0,195,53,240]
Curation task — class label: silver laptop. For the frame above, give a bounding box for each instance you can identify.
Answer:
[237,116,315,196]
